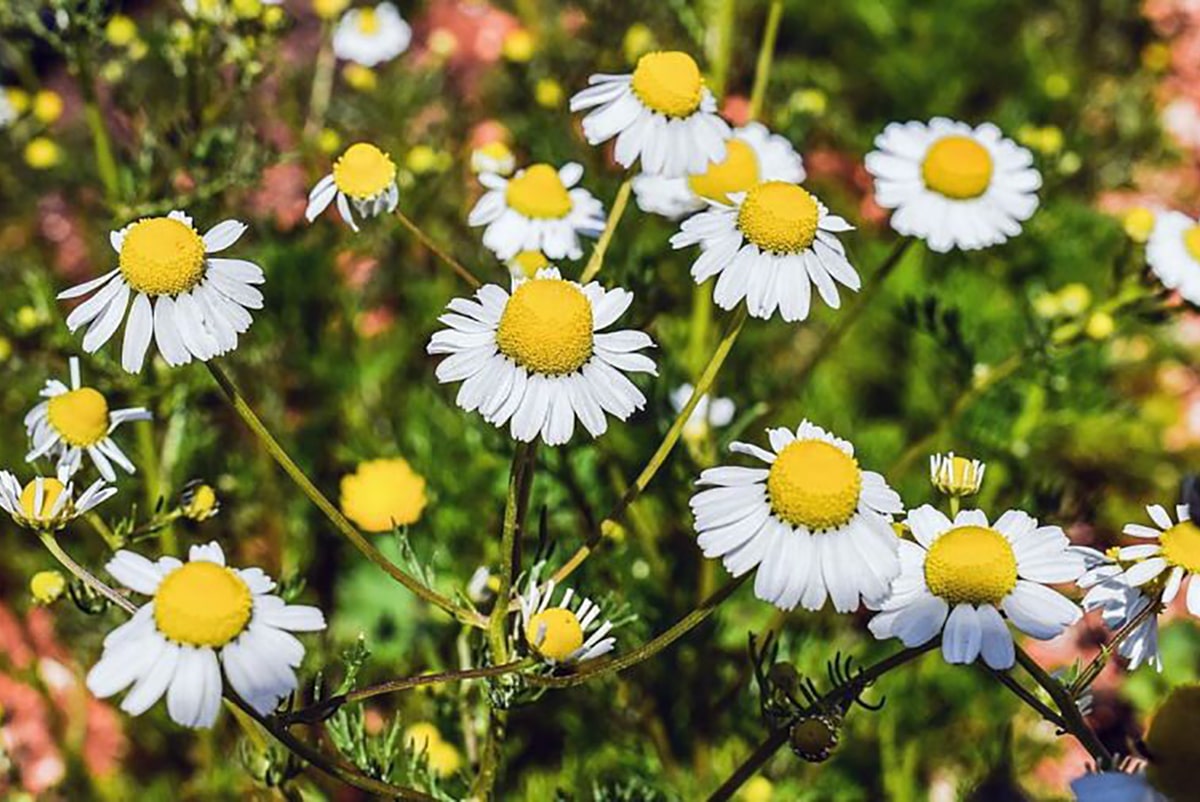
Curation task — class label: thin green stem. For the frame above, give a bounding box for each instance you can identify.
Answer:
[37,530,136,613]
[984,666,1065,728]
[206,362,481,626]
[489,443,537,662]
[74,48,120,205]
[748,0,784,120]
[706,728,788,802]
[579,177,633,284]
[472,709,507,801]
[1069,593,1162,697]
[303,24,336,141]
[395,209,482,287]
[1015,646,1112,765]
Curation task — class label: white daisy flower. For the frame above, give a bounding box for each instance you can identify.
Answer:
[1146,211,1200,305]
[929,452,986,497]
[670,383,735,442]
[1077,547,1161,672]
[0,472,116,531]
[1071,771,1164,802]
[426,267,656,446]
[1115,503,1200,620]
[332,2,411,68]
[515,567,615,666]
[869,506,1085,669]
[86,541,326,728]
[306,142,399,233]
[690,421,904,613]
[865,118,1041,253]
[25,357,152,482]
[569,50,731,178]
[633,122,805,220]
[468,162,605,261]
[470,141,516,176]
[57,211,264,374]
[669,180,859,322]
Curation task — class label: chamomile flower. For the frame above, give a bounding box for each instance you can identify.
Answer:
[1077,547,1161,672]
[670,180,859,322]
[515,568,615,666]
[339,458,427,533]
[332,2,411,67]
[57,211,264,374]
[1146,211,1200,305]
[24,357,152,482]
[0,472,116,531]
[690,421,904,612]
[471,141,516,176]
[929,452,985,498]
[865,118,1041,253]
[468,163,605,261]
[426,268,656,446]
[670,383,735,442]
[869,506,1085,669]
[506,250,550,280]
[569,51,730,178]
[306,142,399,232]
[86,541,326,728]
[633,123,805,220]
[1116,503,1200,619]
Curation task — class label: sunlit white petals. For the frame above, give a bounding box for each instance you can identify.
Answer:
[1147,210,1200,305]
[515,565,617,666]
[0,471,116,530]
[332,2,411,67]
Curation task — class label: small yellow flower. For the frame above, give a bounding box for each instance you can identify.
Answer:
[622,23,656,64]
[738,776,774,802]
[105,14,139,47]
[263,6,286,27]
[1043,73,1071,99]
[32,90,63,124]
[342,63,377,91]
[405,145,446,174]
[24,137,62,169]
[535,78,563,108]
[181,481,220,522]
[313,0,350,20]
[789,88,827,116]
[232,0,262,18]
[427,28,458,57]
[1143,42,1172,73]
[318,128,342,154]
[930,452,985,498]
[340,458,427,533]
[507,250,549,279]
[1123,206,1155,243]
[6,87,30,114]
[1085,311,1115,340]
[502,29,535,62]
[31,571,67,605]
[0,337,11,362]
[1057,283,1091,316]
[404,723,462,778]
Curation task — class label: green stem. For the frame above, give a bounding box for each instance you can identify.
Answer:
[472,709,507,801]
[206,362,481,626]
[488,443,537,662]
[74,48,120,205]
[747,0,784,120]
[579,177,633,284]
[395,209,482,287]
[984,666,1065,728]
[303,24,336,141]
[1069,593,1162,697]
[37,530,135,613]
[1015,646,1112,765]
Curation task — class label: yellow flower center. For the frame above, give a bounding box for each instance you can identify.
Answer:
[509,250,550,278]
[505,164,572,220]
[332,142,397,200]
[154,561,252,648]
[921,135,994,200]
[924,525,1018,605]
[1160,520,1200,574]
[525,607,584,661]
[630,51,703,118]
[688,139,760,204]
[30,570,66,604]
[356,7,379,34]
[118,217,207,296]
[737,181,820,254]
[182,483,219,521]
[1183,225,1200,263]
[20,479,66,521]
[46,387,109,447]
[1146,684,1200,800]
[766,440,861,531]
[339,458,428,533]
[496,279,594,375]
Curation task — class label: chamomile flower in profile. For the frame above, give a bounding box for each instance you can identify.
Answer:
[332,2,411,67]
[86,541,326,728]
[339,457,427,533]
[25,357,152,482]
[1116,503,1200,619]
[865,118,1041,253]
[58,211,264,374]
[1146,211,1200,305]
[468,163,605,261]
[426,268,656,446]
[515,567,616,666]
[929,452,985,498]
[0,472,116,531]
[633,123,805,220]
[471,141,516,176]
[869,506,1085,669]
[569,50,730,178]
[306,142,399,232]
[690,421,904,613]
[670,180,859,322]
[1077,547,1161,672]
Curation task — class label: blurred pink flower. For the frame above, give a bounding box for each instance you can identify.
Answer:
[251,162,310,230]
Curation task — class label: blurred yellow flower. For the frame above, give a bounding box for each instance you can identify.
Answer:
[1143,41,1171,73]
[181,481,220,521]
[318,128,342,154]
[1123,206,1155,243]
[1043,72,1070,99]
[31,570,66,605]
[105,14,139,47]
[0,336,11,362]
[1057,283,1091,316]
[471,141,515,176]
[33,90,63,124]
[232,0,262,18]
[507,250,549,279]
[24,137,62,169]
[404,723,462,778]
[263,6,286,27]
[15,306,44,332]
[738,776,774,802]
[623,23,656,64]
[502,29,535,62]
[1017,124,1063,156]
[535,78,563,108]
[406,145,448,174]
[789,88,827,116]
[343,63,377,91]
[313,0,350,20]
[428,27,458,58]
[340,458,427,532]
[6,87,30,114]
[1086,311,1115,340]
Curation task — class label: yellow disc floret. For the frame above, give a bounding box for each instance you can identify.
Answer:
[154,561,252,647]
[1183,225,1200,264]
[356,7,380,34]
[1160,520,1200,574]
[339,457,428,533]
[921,135,994,200]
[20,479,66,521]
[767,440,861,531]
[332,142,397,199]
[630,51,703,118]
[505,164,572,219]
[118,217,207,296]
[924,525,1018,605]
[1145,683,1200,800]
[737,181,820,254]
[688,140,761,204]
[496,279,594,375]
[525,607,584,661]
[47,388,110,447]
